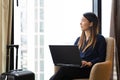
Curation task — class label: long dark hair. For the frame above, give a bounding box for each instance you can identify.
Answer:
[78,12,99,52]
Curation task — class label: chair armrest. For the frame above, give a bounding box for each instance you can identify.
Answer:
[89,61,112,80]
[54,66,61,73]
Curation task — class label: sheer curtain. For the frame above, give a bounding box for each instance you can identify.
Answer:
[110,0,120,79]
[0,0,13,73]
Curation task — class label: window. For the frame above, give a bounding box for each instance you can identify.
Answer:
[14,0,92,80]
[102,0,112,37]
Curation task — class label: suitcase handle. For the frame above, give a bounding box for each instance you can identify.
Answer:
[7,44,19,49]
[6,44,19,71]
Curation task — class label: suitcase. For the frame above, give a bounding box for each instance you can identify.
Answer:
[0,44,35,80]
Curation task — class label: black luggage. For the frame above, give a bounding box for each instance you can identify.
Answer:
[0,44,35,80]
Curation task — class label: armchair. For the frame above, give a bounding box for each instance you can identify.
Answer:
[54,37,114,80]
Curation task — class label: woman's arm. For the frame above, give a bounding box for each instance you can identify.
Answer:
[90,35,106,65]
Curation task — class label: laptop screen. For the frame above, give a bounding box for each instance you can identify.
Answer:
[49,45,82,67]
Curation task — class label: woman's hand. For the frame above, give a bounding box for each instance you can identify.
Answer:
[87,62,92,67]
[81,61,88,67]
[81,61,92,67]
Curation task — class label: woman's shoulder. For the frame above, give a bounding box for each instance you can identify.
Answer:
[77,36,80,39]
[96,34,106,42]
[74,36,80,45]
[76,36,80,42]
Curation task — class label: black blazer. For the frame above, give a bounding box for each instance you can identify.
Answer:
[74,34,106,65]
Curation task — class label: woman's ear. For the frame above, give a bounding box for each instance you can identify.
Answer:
[90,22,93,27]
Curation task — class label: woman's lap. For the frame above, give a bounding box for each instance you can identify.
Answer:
[49,66,92,80]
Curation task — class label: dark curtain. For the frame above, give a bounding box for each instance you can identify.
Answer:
[110,0,120,79]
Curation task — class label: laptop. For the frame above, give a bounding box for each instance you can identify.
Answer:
[49,45,82,67]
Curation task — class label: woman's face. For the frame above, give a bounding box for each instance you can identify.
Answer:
[80,16,92,31]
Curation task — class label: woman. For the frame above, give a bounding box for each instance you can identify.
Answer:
[49,12,106,80]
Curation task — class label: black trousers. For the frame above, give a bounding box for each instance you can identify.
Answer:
[49,66,92,80]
